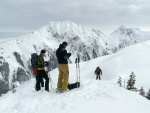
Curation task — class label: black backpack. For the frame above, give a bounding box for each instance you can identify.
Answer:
[68,82,80,90]
[31,53,39,68]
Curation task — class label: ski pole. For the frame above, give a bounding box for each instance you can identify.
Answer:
[48,74,53,88]
[91,74,95,79]
[34,76,36,88]
[77,54,80,89]
[48,73,55,88]
[75,58,79,88]
[49,76,55,86]
[68,58,72,63]
[78,57,80,84]
[50,80,53,88]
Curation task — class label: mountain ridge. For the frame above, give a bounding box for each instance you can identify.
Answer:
[0,21,150,93]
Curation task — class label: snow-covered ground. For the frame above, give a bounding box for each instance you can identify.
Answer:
[0,79,149,113]
[0,40,150,113]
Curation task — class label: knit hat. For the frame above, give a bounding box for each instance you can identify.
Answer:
[41,49,46,54]
[62,41,67,46]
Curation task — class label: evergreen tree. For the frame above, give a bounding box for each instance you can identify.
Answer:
[127,72,136,91]
[117,76,122,87]
[139,87,145,97]
[146,89,150,100]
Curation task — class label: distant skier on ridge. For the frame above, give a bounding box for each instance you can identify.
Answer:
[95,67,102,80]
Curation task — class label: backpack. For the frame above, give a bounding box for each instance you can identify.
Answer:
[32,68,37,75]
[68,82,80,90]
[95,67,101,74]
[31,53,39,68]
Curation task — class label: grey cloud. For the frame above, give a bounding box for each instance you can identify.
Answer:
[0,0,150,34]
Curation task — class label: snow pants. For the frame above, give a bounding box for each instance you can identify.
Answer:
[96,74,101,80]
[57,64,69,91]
[36,70,49,91]
[36,74,44,87]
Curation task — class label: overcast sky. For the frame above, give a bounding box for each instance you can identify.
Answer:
[0,0,150,37]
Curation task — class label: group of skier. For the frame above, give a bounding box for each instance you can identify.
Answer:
[31,41,103,93]
[31,42,72,92]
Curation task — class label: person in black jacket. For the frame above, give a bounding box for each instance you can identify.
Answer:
[56,42,71,92]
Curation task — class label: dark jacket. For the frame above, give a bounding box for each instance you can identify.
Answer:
[56,44,71,64]
[36,54,45,70]
[95,68,102,75]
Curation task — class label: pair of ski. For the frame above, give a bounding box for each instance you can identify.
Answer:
[75,57,80,88]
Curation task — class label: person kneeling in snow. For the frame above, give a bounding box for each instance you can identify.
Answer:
[95,67,102,80]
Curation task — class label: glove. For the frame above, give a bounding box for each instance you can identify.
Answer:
[67,53,71,57]
[45,71,49,74]
[44,61,49,66]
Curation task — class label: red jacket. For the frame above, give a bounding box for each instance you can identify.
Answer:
[95,68,102,75]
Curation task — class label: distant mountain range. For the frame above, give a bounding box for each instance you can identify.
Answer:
[0,21,150,93]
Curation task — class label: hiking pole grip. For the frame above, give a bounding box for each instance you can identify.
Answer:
[75,58,77,63]
[78,58,80,63]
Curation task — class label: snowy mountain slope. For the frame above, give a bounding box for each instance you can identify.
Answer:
[75,40,150,90]
[0,21,111,93]
[108,25,150,52]
[1,41,150,113]
[1,21,150,95]
[22,39,150,91]
[50,39,150,90]
[37,21,111,60]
